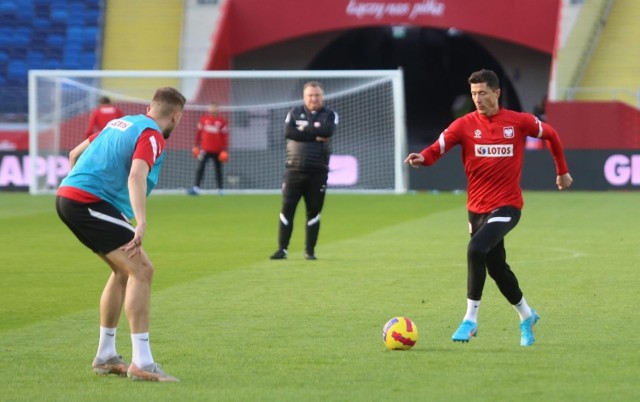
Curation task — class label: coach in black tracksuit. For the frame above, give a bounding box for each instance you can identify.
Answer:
[270,81,338,260]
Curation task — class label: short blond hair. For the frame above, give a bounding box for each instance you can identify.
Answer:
[151,87,186,117]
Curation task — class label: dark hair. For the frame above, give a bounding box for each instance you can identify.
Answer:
[152,87,186,116]
[98,96,111,105]
[468,69,500,90]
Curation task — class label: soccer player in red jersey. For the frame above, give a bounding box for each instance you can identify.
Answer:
[189,102,229,195]
[405,69,573,346]
[85,96,124,138]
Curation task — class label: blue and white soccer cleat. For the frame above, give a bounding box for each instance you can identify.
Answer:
[520,309,540,346]
[451,320,478,343]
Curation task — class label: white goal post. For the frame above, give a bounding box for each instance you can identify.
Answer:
[28,69,407,194]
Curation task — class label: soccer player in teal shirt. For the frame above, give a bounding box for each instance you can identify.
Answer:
[56,87,186,381]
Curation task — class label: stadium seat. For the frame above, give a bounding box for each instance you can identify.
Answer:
[50,9,68,23]
[47,33,66,48]
[80,52,97,68]
[27,50,46,69]
[0,2,17,17]
[15,5,34,23]
[0,28,11,48]
[7,60,27,82]
[45,46,64,60]
[44,59,61,69]
[13,27,32,48]
[0,0,103,116]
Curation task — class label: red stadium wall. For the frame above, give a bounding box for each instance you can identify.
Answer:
[547,101,640,150]
[200,0,560,100]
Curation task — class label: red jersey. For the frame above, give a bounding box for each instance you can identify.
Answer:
[86,105,124,138]
[195,114,229,153]
[420,109,568,213]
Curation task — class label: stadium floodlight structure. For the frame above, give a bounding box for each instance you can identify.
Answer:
[28,69,407,195]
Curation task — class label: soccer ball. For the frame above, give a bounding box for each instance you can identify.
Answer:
[382,316,418,350]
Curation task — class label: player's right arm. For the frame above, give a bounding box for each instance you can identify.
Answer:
[405,124,462,168]
[68,131,100,169]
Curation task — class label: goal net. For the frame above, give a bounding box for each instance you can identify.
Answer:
[28,70,407,194]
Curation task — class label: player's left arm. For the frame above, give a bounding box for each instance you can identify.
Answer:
[123,129,162,257]
[124,158,149,257]
[222,118,230,150]
[539,121,573,190]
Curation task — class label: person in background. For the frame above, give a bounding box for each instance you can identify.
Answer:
[56,87,186,382]
[189,102,229,195]
[85,96,124,138]
[405,69,572,346]
[270,81,338,260]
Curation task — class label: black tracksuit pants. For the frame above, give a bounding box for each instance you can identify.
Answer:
[466,206,523,304]
[277,169,328,254]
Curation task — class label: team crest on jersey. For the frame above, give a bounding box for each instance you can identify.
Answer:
[503,126,515,138]
[474,129,482,138]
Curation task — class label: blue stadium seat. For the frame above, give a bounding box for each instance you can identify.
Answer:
[0,27,11,48]
[31,17,51,30]
[27,50,46,68]
[83,26,98,43]
[44,59,61,69]
[7,60,27,82]
[0,1,17,16]
[8,47,27,59]
[50,9,68,23]
[44,46,63,60]
[46,33,66,48]
[13,27,32,48]
[0,0,103,116]
[80,52,97,68]
[62,59,80,70]
[85,9,101,24]
[67,26,83,41]
[15,5,34,23]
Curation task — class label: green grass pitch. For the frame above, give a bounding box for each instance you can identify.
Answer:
[0,191,638,401]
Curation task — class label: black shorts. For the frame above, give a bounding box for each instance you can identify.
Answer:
[55,196,135,254]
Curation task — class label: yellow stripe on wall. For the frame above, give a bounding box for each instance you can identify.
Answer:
[101,0,184,99]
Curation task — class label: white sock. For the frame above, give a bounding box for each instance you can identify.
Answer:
[131,332,154,368]
[462,299,481,323]
[96,326,117,360]
[513,297,532,321]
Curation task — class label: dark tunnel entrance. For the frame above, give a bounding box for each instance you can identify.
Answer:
[307,26,521,148]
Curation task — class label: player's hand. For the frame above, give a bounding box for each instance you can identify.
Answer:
[122,223,146,258]
[404,153,424,168]
[556,173,573,190]
[218,150,229,163]
[192,147,200,159]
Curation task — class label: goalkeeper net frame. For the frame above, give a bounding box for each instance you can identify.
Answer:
[28,69,407,194]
